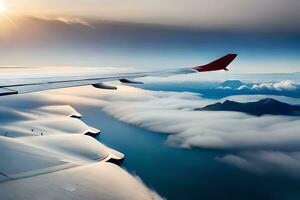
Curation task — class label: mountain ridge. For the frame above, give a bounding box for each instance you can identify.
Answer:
[196,98,300,116]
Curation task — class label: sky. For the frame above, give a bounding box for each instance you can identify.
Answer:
[0,0,299,72]
[0,1,299,199]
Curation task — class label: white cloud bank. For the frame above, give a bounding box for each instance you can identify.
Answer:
[57,85,300,177]
[218,151,300,178]
[215,80,300,92]
[0,91,165,200]
[251,80,300,91]
[1,84,300,177]
[21,85,296,151]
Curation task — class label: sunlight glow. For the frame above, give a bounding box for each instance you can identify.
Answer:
[0,1,6,13]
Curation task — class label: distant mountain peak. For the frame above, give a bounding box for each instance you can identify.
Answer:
[219,80,245,89]
[221,80,244,85]
[223,99,234,104]
[196,98,300,116]
[258,98,281,104]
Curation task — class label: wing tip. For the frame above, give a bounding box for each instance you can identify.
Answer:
[193,53,237,72]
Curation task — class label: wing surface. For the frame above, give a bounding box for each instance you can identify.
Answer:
[0,54,237,96]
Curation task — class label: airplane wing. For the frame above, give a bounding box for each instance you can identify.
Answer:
[0,54,237,199]
[0,54,237,96]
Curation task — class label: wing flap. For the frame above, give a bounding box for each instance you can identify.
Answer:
[0,88,18,96]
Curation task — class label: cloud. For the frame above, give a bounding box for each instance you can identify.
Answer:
[252,80,299,91]
[1,84,299,151]
[0,104,98,137]
[48,85,300,177]
[218,151,300,178]
[9,0,300,33]
[37,16,92,27]
[237,85,249,90]
[214,80,300,98]
[216,80,300,92]
[39,85,300,151]
[0,90,165,199]
[217,86,232,90]
[139,78,300,100]
[1,85,300,177]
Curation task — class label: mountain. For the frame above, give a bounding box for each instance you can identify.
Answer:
[219,80,245,89]
[196,98,300,116]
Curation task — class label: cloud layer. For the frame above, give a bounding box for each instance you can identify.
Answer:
[1,83,299,178]
[32,84,300,151]
[0,93,164,199]
[140,78,300,98]
[58,85,300,178]
[251,80,300,91]
[218,151,300,178]
[8,0,300,33]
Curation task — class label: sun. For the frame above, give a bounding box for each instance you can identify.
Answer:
[0,1,7,13]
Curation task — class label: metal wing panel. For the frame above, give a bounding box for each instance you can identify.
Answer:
[0,68,196,95]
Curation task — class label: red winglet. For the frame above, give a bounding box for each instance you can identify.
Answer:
[193,54,237,72]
